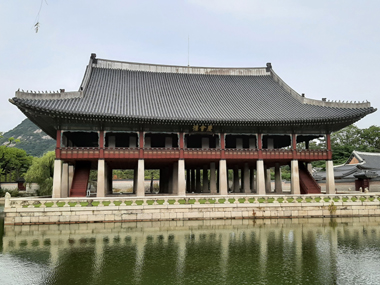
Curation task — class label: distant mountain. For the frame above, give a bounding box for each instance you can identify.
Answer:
[0,119,55,157]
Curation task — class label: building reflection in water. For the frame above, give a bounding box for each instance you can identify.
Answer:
[1,217,380,284]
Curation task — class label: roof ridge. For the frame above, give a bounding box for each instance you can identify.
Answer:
[355,151,380,156]
[14,89,82,100]
[97,57,267,70]
[92,57,270,76]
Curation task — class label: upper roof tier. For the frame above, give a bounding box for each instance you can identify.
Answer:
[10,54,376,132]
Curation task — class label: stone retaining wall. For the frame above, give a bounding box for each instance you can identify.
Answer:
[4,194,380,225]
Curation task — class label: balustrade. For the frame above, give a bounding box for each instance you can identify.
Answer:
[5,193,380,210]
[57,146,329,160]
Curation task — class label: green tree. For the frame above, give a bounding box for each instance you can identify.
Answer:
[330,124,380,165]
[0,146,32,181]
[24,151,55,195]
[360,125,380,151]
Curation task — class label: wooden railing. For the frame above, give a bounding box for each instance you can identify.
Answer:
[60,147,100,159]
[58,147,329,161]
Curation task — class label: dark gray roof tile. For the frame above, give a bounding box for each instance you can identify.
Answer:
[11,58,376,127]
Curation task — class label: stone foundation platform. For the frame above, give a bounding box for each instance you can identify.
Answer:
[4,194,380,225]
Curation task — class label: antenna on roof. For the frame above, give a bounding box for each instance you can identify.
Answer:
[188,35,190,67]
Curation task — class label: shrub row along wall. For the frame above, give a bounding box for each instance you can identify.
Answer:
[4,194,380,225]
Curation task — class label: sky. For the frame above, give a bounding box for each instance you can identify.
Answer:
[1,0,379,132]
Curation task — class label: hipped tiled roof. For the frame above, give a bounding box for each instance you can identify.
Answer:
[315,151,380,180]
[10,55,376,127]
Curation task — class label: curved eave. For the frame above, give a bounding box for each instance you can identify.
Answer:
[10,97,376,129]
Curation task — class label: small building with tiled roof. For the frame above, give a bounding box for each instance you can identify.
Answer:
[10,54,376,197]
[315,151,380,192]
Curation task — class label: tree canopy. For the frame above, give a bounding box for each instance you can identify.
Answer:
[24,151,55,195]
[0,145,32,181]
[309,124,380,169]
[331,125,380,165]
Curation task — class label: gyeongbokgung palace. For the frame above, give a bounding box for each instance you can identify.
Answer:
[10,54,376,198]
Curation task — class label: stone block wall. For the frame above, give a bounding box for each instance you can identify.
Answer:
[5,201,380,225]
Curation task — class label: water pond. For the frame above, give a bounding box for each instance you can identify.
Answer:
[0,207,380,284]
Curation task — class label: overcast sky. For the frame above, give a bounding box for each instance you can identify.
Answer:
[1,0,379,132]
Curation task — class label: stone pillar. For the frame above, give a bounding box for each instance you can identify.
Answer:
[219,160,228,195]
[256,160,266,195]
[191,169,196,192]
[307,163,313,174]
[275,163,282,194]
[52,159,63,198]
[159,168,164,193]
[134,166,139,193]
[291,160,300,194]
[241,166,244,190]
[177,160,186,196]
[250,167,256,193]
[202,165,209,192]
[265,166,271,193]
[233,165,240,192]
[167,166,173,193]
[196,168,201,192]
[210,162,217,194]
[172,162,179,195]
[326,160,335,194]
[97,159,106,197]
[186,169,190,193]
[216,167,220,193]
[136,159,145,197]
[61,163,69,198]
[243,163,250,193]
[107,166,112,195]
[68,165,74,190]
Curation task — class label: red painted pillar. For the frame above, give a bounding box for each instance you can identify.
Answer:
[179,132,184,159]
[220,133,225,159]
[139,131,144,158]
[99,131,104,158]
[257,133,262,159]
[55,129,61,159]
[326,133,332,160]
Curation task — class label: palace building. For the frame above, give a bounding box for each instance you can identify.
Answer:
[10,54,376,197]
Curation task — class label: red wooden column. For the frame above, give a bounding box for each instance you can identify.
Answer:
[55,130,61,159]
[179,132,184,159]
[139,131,144,158]
[292,133,297,159]
[257,133,262,159]
[326,133,332,160]
[220,133,225,159]
[99,131,104,158]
